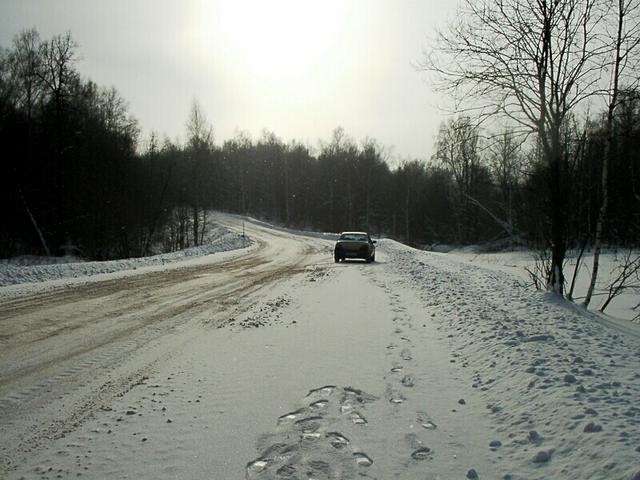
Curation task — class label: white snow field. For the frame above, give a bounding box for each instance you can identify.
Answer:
[445,248,640,323]
[0,214,639,480]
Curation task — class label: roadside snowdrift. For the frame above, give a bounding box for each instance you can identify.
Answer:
[444,248,639,322]
[383,239,640,480]
[0,225,249,287]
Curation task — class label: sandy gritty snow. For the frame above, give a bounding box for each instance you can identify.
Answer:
[1,215,639,480]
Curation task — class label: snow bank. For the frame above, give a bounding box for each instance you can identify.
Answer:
[244,216,339,241]
[382,239,640,480]
[443,247,640,322]
[0,225,250,287]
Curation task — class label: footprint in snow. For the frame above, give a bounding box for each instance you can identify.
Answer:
[341,386,378,405]
[326,431,350,449]
[400,349,413,361]
[405,433,433,461]
[353,452,374,466]
[401,375,415,387]
[277,408,306,425]
[309,399,329,410]
[247,386,377,479]
[386,384,406,404]
[416,411,437,430]
[344,409,368,425]
[411,446,432,460]
[305,385,336,399]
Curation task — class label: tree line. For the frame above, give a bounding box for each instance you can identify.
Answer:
[1,25,639,301]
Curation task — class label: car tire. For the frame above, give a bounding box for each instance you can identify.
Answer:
[334,255,340,263]
[371,254,375,262]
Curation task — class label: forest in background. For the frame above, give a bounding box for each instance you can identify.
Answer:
[1,28,639,268]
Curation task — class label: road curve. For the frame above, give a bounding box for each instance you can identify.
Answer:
[0,215,331,475]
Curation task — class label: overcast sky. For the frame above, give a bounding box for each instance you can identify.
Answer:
[0,0,457,160]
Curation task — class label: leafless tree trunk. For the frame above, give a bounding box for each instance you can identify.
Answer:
[463,193,514,238]
[424,0,610,296]
[487,130,524,235]
[365,167,372,231]
[37,32,78,248]
[435,117,482,243]
[405,188,410,242]
[18,185,51,256]
[584,0,640,307]
[567,237,589,302]
[185,100,213,247]
[10,29,42,124]
[200,210,207,246]
[283,155,290,225]
[192,204,199,247]
[600,249,640,312]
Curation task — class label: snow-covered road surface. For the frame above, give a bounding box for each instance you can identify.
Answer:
[1,217,639,479]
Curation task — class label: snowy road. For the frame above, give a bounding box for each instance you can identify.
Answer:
[0,218,324,477]
[1,217,639,479]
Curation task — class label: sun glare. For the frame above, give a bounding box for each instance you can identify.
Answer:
[214,1,348,81]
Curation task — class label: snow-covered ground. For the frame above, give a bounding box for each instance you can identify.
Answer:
[385,242,640,480]
[1,216,639,479]
[446,248,640,323]
[0,221,250,288]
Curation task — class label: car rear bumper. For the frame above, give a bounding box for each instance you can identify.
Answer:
[335,246,371,259]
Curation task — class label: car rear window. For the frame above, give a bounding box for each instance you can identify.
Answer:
[339,233,368,241]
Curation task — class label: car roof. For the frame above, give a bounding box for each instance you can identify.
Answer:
[340,231,369,235]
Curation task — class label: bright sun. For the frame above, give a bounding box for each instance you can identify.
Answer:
[210,0,348,81]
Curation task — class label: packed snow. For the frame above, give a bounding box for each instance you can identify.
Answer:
[0,216,639,479]
[383,240,640,479]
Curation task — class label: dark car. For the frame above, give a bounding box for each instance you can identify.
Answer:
[334,232,376,263]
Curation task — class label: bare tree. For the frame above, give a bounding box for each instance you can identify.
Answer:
[424,0,611,296]
[599,249,640,313]
[0,48,12,116]
[487,129,525,235]
[37,32,79,246]
[319,127,358,231]
[5,31,52,255]
[37,31,78,124]
[185,99,213,246]
[584,0,640,307]
[358,138,385,231]
[9,28,42,122]
[434,117,483,243]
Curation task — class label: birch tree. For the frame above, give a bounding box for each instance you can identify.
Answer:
[424,0,610,296]
[584,0,640,307]
[185,100,213,246]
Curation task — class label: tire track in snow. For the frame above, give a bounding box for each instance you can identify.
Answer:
[0,228,325,477]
